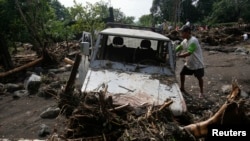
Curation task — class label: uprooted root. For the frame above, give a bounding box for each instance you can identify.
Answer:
[50,87,195,140]
[183,80,250,139]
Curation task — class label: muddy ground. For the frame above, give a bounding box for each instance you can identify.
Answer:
[0,39,250,140]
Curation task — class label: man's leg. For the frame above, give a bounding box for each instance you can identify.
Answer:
[194,68,204,97]
[197,77,203,94]
[180,74,185,92]
[180,66,192,92]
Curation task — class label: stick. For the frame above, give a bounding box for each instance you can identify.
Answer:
[159,99,173,111]
[109,103,130,112]
[63,57,74,65]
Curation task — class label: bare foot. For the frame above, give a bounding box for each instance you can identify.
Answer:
[199,93,204,98]
[180,88,186,93]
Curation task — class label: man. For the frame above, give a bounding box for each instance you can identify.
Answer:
[185,19,190,27]
[176,25,205,98]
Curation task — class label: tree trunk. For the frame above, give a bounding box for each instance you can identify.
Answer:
[0,37,13,70]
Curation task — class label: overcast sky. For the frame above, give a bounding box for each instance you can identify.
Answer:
[58,0,153,21]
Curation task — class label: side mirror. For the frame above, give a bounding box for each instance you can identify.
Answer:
[81,42,90,56]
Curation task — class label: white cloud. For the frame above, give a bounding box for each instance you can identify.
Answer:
[58,0,152,20]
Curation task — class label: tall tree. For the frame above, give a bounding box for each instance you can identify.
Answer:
[207,0,250,24]
[150,0,199,27]
[113,8,135,24]
[151,0,175,25]
[69,1,107,41]
[15,0,56,53]
[195,0,215,22]
[50,0,70,21]
[0,0,20,69]
[181,0,199,24]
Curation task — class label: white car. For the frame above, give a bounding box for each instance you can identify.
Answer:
[78,23,187,116]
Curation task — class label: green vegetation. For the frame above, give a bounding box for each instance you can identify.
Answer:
[0,0,250,70]
[150,0,250,26]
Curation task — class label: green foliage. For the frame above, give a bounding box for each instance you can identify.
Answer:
[113,8,135,24]
[138,14,153,27]
[0,0,26,42]
[150,0,198,26]
[212,22,237,27]
[68,2,106,41]
[150,0,250,27]
[50,0,71,21]
[151,0,173,24]
[204,0,250,25]
[2,0,250,54]
[210,0,237,23]
[239,0,250,22]
[181,0,199,23]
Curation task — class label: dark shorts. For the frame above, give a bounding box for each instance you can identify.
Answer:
[180,66,204,78]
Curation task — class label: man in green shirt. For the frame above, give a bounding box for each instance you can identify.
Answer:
[176,25,205,98]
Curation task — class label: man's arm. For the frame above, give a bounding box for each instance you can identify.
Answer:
[178,52,191,57]
[177,42,197,58]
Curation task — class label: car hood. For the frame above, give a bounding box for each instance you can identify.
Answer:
[81,68,186,116]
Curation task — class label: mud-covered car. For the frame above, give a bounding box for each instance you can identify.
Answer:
[78,23,187,116]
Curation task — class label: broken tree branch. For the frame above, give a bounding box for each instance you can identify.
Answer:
[64,57,74,65]
[0,57,43,78]
[64,54,81,94]
[109,103,130,112]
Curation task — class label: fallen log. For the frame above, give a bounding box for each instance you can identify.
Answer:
[182,81,242,138]
[0,57,43,78]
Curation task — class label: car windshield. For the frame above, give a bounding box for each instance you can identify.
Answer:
[95,34,171,66]
[107,36,158,50]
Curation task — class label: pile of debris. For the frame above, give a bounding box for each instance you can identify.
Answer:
[166,25,250,46]
[52,86,194,141]
[47,76,249,140]
[197,25,250,46]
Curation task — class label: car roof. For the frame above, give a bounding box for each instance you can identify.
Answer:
[100,27,170,41]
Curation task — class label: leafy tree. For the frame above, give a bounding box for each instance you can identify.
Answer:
[151,0,175,25]
[181,0,199,24]
[46,1,74,42]
[69,2,106,42]
[50,0,70,21]
[210,0,238,23]
[0,0,73,70]
[68,1,136,42]
[205,0,250,24]
[236,0,250,22]
[15,0,56,52]
[138,14,153,27]
[150,0,199,27]
[113,8,135,24]
[195,0,215,22]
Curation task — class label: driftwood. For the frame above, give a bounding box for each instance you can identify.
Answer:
[63,57,75,65]
[182,80,243,138]
[0,57,43,78]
